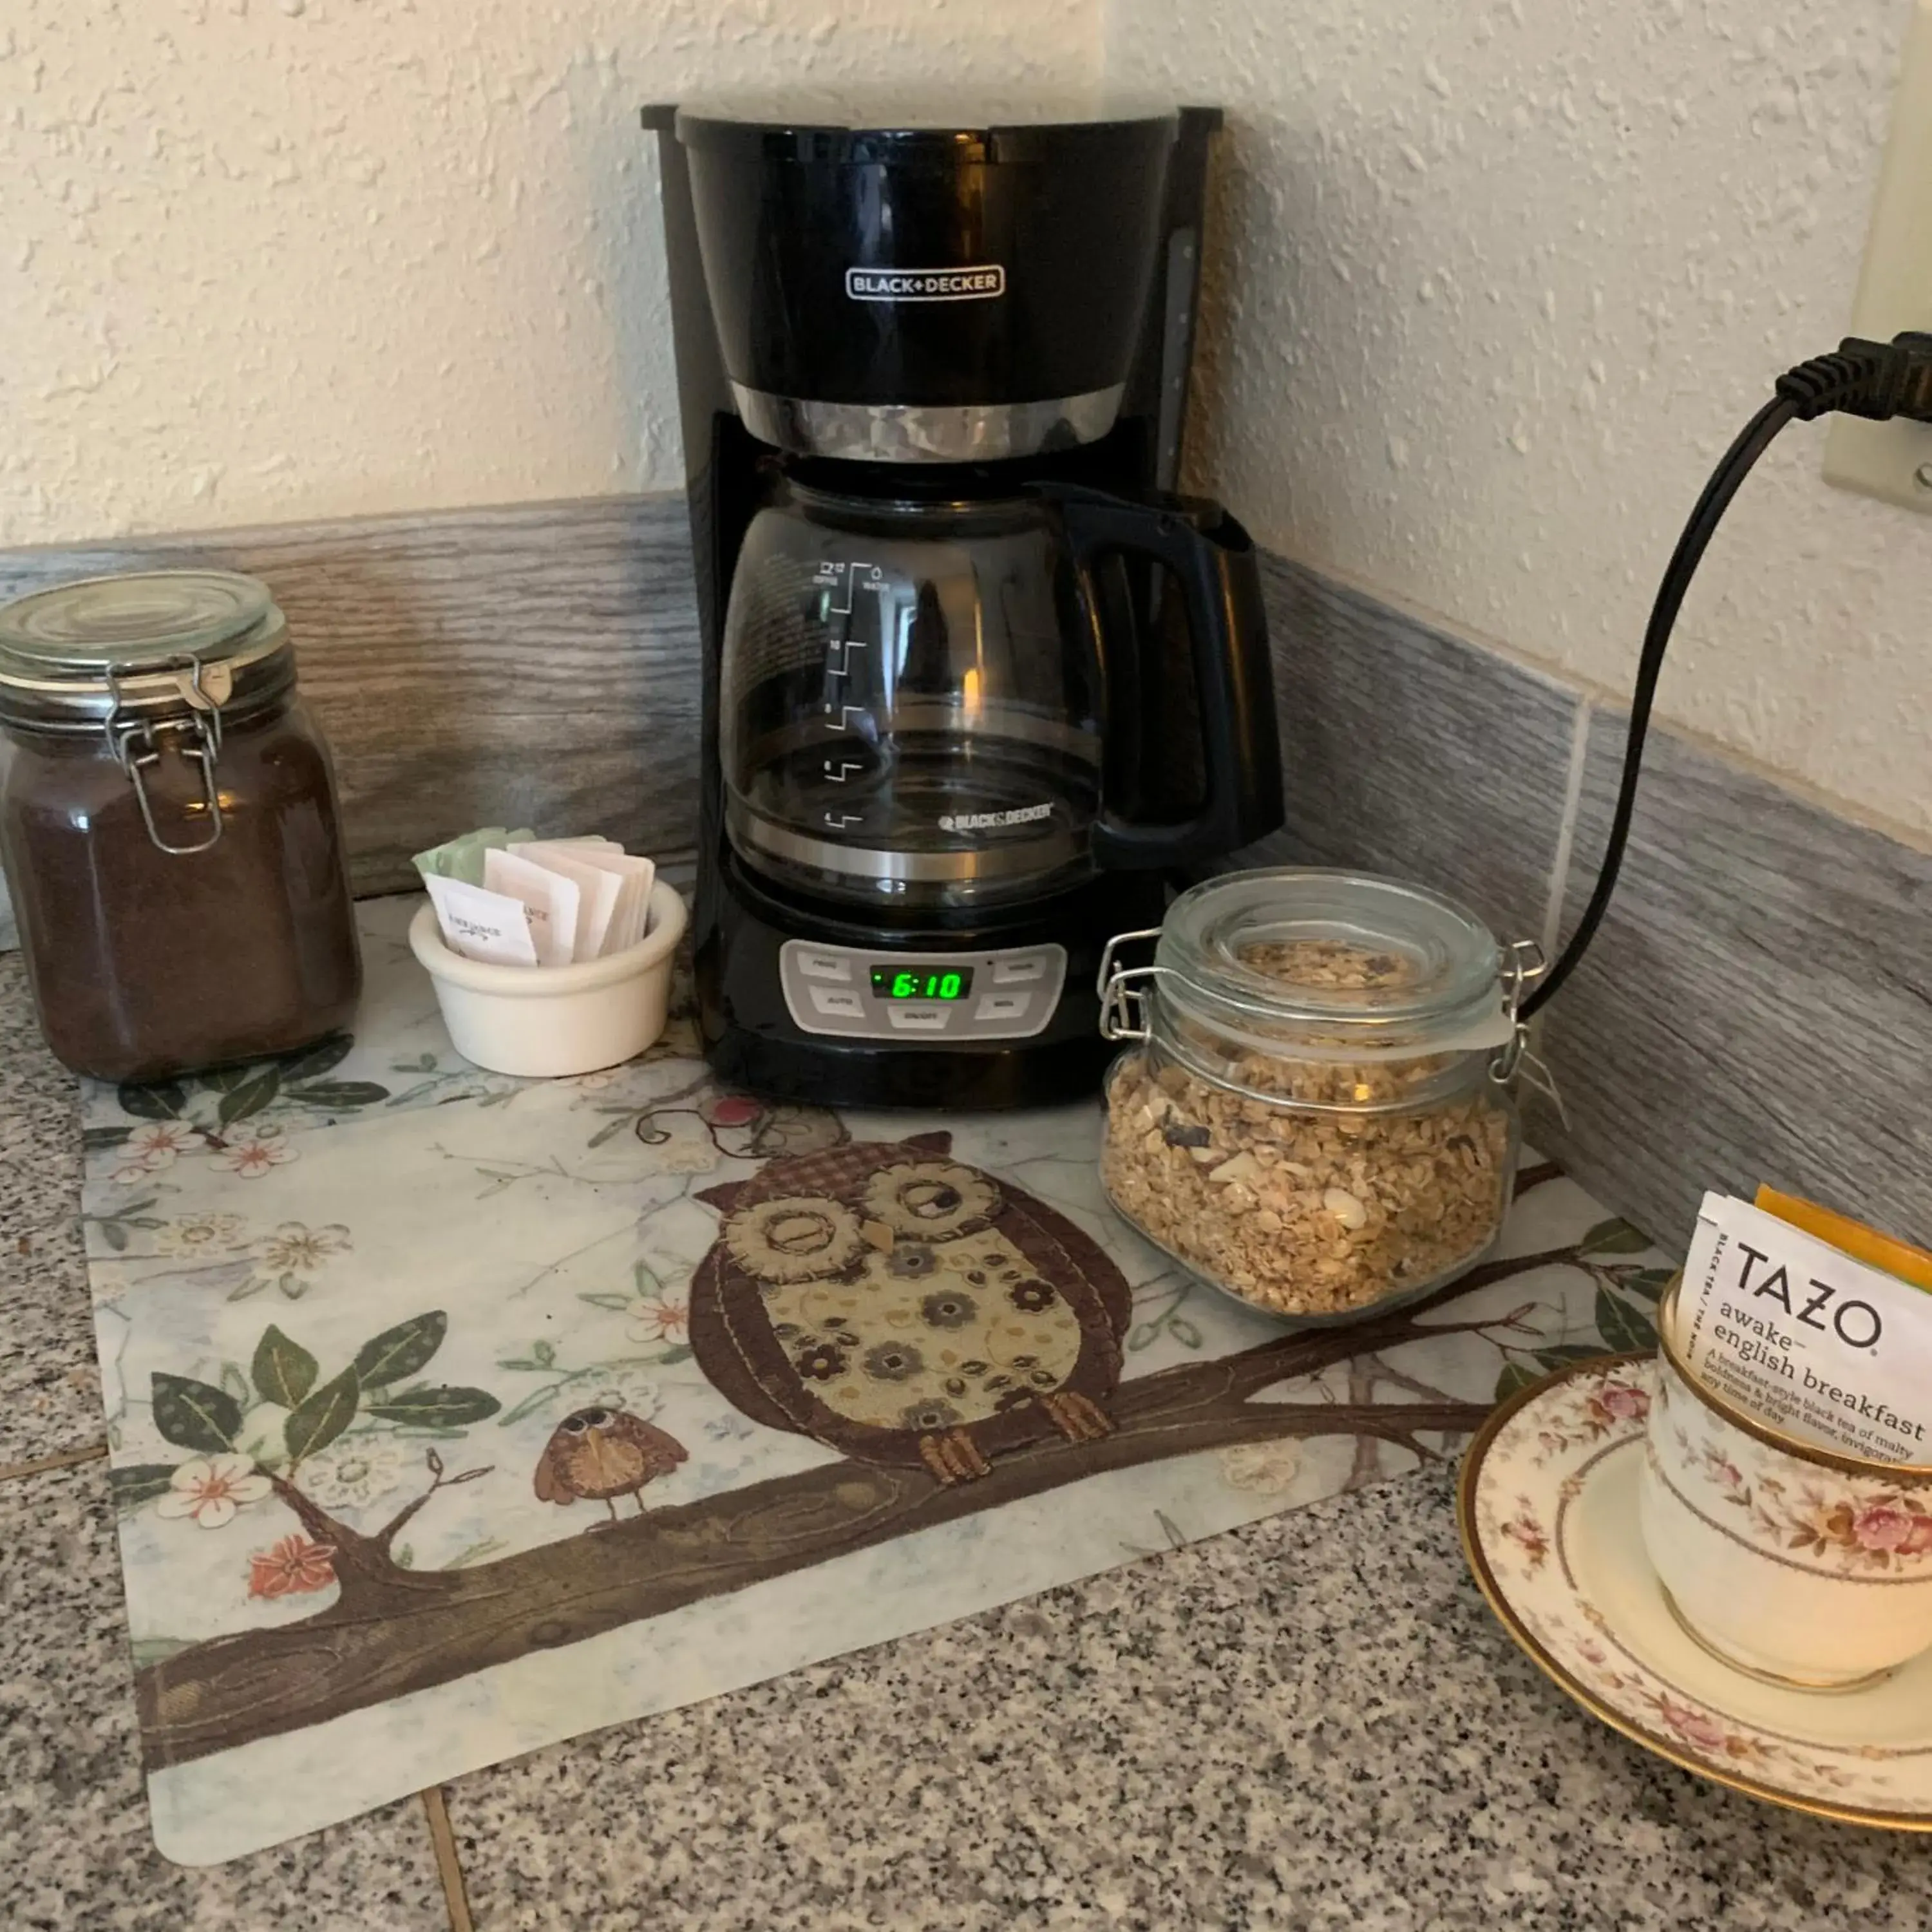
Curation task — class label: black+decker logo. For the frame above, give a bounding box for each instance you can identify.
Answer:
[844,266,1007,303]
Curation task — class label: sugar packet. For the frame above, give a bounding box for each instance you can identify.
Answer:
[1674,1191,1932,1463]
[482,847,580,968]
[422,875,539,967]
[511,840,623,961]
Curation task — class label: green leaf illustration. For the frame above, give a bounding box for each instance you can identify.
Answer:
[576,1293,634,1312]
[100,1221,128,1253]
[1618,1267,1677,1303]
[531,1340,556,1368]
[495,1385,565,1426]
[83,1125,133,1151]
[196,1065,258,1094]
[218,1068,282,1126]
[151,1372,243,1454]
[109,1463,181,1510]
[218,1363,251,1405]
[287,1080,392,1109]
[354,1312,448,1388]
[1581,1217,1652,1256]
[252,1325,318,1407]
[1168,1320,1204,1350]
[117,1080,187,1121]
[1534,1343,1608,1372]
[587,1116,633,1149]
[366,1385,502,1428]
[284,1367,361,1463]
[278,1033,355,1083]
[1494,1360,1542,1403]
[1595,1286,1658,1355]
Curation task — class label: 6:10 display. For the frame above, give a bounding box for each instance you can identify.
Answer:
[869,965,975,1001]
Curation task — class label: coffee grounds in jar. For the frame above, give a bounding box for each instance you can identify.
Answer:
[2,703,361,1083]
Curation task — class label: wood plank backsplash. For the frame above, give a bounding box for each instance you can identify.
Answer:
[0,494,703,895]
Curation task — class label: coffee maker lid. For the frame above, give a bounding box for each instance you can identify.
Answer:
[671,97,1188,166]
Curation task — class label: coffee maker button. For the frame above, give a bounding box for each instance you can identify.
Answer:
[974,992,1031,1024]
[887,1006,950,1032]
[797,950,853,983]
[810,987,866,1019]
[992,955,1048,984]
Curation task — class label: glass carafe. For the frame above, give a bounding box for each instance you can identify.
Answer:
[719,476,1277,911]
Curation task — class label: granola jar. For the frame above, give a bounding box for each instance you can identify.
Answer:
[1097,869,1539,1325]
[0,571,361,1082]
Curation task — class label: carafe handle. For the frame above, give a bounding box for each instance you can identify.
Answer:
[1039,482,1283,869]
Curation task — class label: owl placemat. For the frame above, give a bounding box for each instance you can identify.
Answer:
[76,898,1671,1863]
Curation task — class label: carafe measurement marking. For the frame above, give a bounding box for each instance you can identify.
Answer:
[815,560,884,616]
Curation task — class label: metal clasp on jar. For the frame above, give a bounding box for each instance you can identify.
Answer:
[1490,938,1549,1083]
[1097,927,1167,1041]
[102,654,229,856]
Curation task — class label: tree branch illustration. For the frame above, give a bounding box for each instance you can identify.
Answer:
[133,1238,1595,1771]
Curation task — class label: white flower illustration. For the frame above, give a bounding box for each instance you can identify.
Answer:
[214,1129,299,1178]
[627,1296,689,1347]
[300,1441,408,1512]
[155,1211,248,1256]
[155,1454,272,1529]
[1218,1439,1303,1496]
[128,1121,204,1170]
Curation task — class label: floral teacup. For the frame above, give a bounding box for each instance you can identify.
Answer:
[1640,1278,1932,1689]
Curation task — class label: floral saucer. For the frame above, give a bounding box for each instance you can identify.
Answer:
[1458,1354,1932,1829]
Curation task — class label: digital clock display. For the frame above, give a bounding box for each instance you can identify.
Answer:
[870,965,975,1001]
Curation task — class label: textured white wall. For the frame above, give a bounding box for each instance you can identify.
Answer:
[1,0,1101,544]
[1108,0,1932,838]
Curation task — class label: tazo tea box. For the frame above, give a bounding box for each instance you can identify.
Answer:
[1674,1192,1932,1462]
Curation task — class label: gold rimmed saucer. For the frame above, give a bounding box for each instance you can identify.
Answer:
[1457,1354,1932,1830]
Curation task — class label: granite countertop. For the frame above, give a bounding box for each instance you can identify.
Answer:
[4,951,1927,1932]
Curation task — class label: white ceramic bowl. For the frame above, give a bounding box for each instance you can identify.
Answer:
[408,881,688,1078]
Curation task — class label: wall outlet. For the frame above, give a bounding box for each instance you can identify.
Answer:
[1824,0,1932,515]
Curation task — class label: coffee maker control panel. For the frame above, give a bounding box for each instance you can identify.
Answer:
[779,942,1066,1043]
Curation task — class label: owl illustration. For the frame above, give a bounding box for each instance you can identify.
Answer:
[692,1130,1130,1484]
[533,1406,689,1522]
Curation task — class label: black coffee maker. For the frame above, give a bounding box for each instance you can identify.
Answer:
[644,102,1283,1110]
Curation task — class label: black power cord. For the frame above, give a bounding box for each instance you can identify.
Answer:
[1521,330,1932,1020]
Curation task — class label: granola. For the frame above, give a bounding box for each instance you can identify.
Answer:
[1100,1044,1513,1319]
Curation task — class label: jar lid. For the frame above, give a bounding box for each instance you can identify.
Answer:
[1153,867,1517,1057]
[0,571,289,728]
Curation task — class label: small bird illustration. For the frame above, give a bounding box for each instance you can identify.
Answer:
[532,1406,688,1523]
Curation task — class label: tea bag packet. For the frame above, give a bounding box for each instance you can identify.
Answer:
[1674,1191,1932,1463]
[548,846,656,953]
[512,841,623,960]
[422,874,540,967]
[413,826,538,886]
[482,847,580,968]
